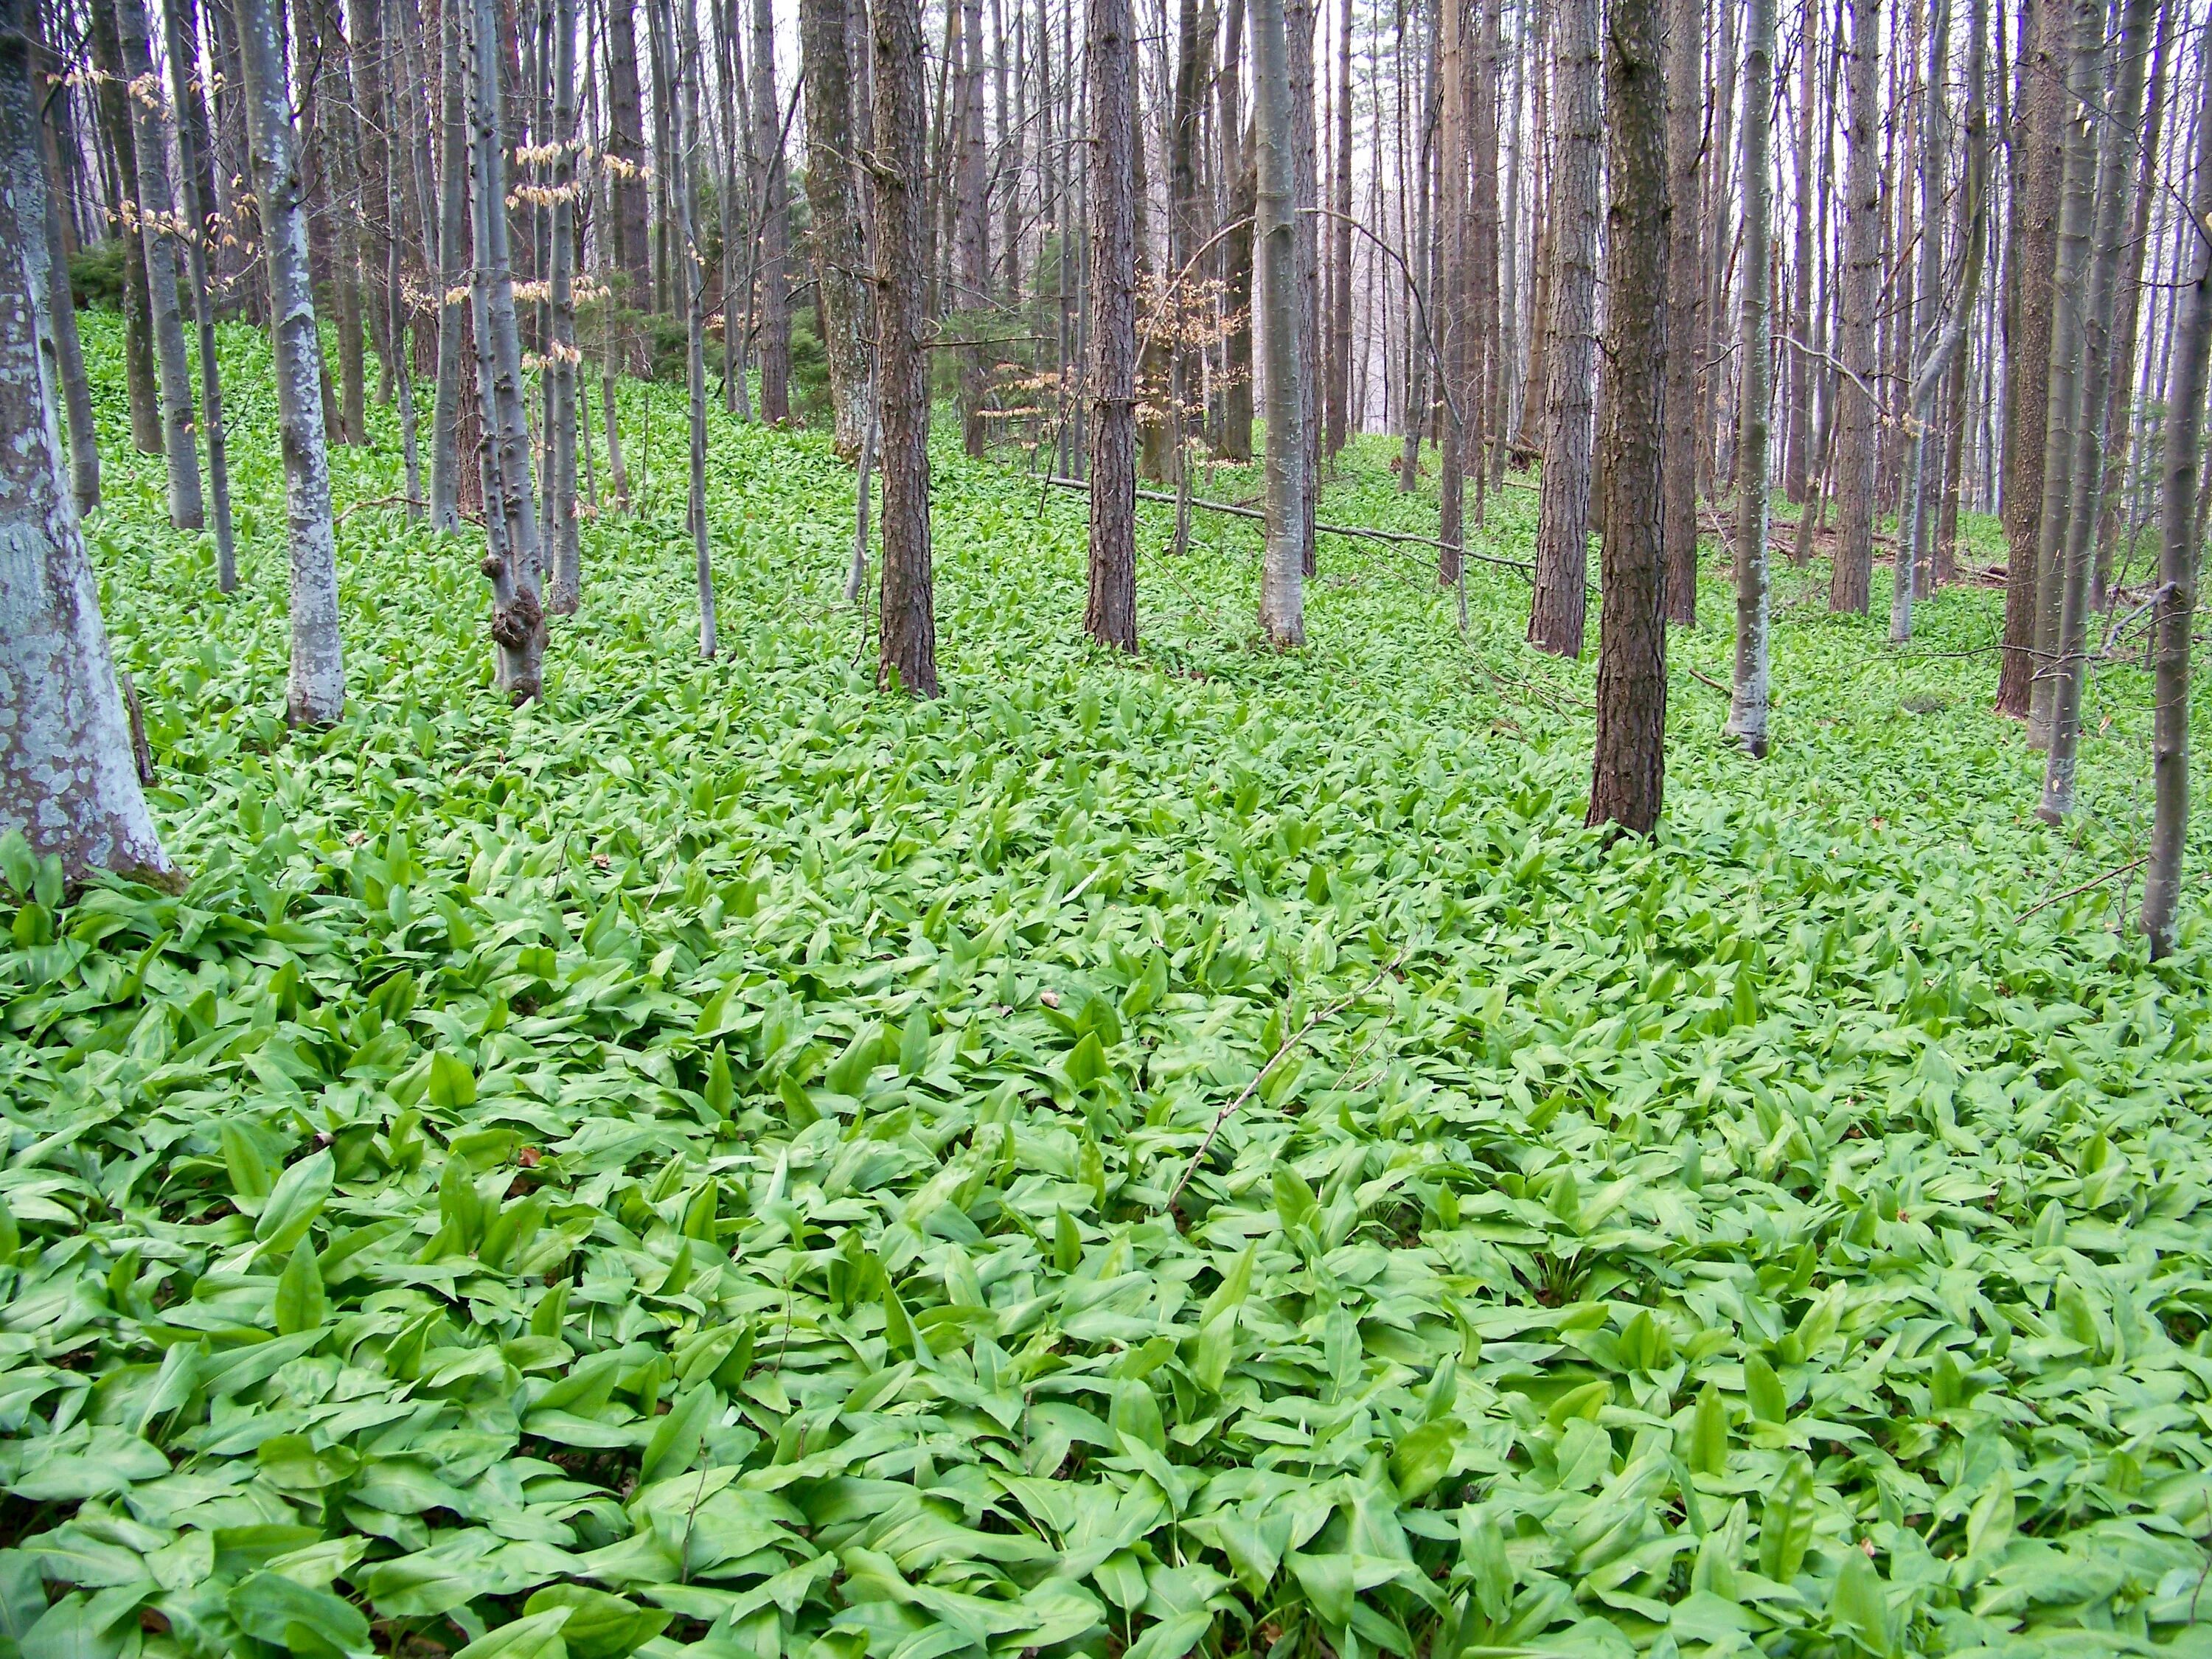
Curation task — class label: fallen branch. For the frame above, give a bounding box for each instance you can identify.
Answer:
[1686,667,1730,697]
[1164,950,1406,1215]
[2017,856,2149,923]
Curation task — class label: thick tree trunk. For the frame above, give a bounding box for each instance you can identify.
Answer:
[468,0,549,698]
[113,0,206,530]
[1086,0,1138,650]
[2141,10,2212,959]
[1828,0,1881,613]
[87,0,162,456]
[1587,0,1669,833]
[2039,0,2152,817]
[1728,0,1774,754]
[2025,0,2101,748]
[1660,0,1702,626]
[237,0,347,724]
[1253,0,1308,647]
[544,0,581,613]
[31,12,98,512]
[1995,0,2061,717]
[1527,0,1599,658]
[874,0,939,695]
[753,0,792,423]
[0,0,170,886]
[429,0,471,529]
[166,0,238,588]
[605,0,652,305]
[801,0,873,457]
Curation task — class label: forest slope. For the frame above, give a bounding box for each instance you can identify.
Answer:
[3,320,2211,1658]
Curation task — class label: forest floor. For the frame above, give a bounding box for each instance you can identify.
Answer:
[4,316,2211,1658]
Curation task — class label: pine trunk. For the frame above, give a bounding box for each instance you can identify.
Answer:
[1086,0,1138,650]
[1660,0,1703,625]
[801,0,873,457]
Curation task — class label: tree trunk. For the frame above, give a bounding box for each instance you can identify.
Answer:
[1728,0,1775,754]
[113,0,207,530]
[1935,0,1990,582]
[1516,0,1551,452]
[873,0,939,695]
[309,0,369,443]
[2141,4,2211,958]
[468,0,549,698]
[543,0,581,613]
[237,0,347,724]
[166,0,238,588]
[2025,0,2101,748]
[1660,0,1702,625]
[753,0,792,423]
[1086,0,1138,650]
[954,0,989,452]
[1587,0,1669,833]
[429,0,471,529]
[1436,0,1468,583]
[1889,0,1951,644]
[1995,0,2061,717]
[1286,0,1319,574]
[801,0,873,457]
[31,10,99,512]
[1828,0,1881,613]
[0,0,171,886]
[605,0,652,305]
[1527,0,1598,658]
[1783,0,1815,502]
[86,0,162,456]
[1222,146,1258,462]
[2039,0,2151,817]
[1253,0,1308,647]
[1324,0,1352,458]
[1470,0,1500,498]
[649,0,716,654]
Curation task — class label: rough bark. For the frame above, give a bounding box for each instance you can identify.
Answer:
[1828,0,1881,613]
[1783,0,1815,501]
[1527,0,1599,658]
[0,0,171,886]
[429,0,470,529]
[605,0,651,304]
[1728,0,1774,754]
[753,0,792,422]
[2141,8,2212,958]
[237,0,347,724]
[31,12,98,512]
[1253,0,1308,647]
[1587,0,1669,833]
[1660,0,1702,625]
[165,0,237,588]
[801,0,873,456]
[652,0,715,654]
[1324,0,1352,457]
[1085,0,1138,650]
[873,0,939,695]
[2039,0,2152,817]
[1890,0,1951,644]
[87,0,162,455]
[1286,0,1319,574]
[544,0,581,613]
[1436,0,1468,584]
[1935,0,1991,582]
[1222,146,1258,462]
[113,0,206,530]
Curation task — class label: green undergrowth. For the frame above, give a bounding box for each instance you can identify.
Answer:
[2,314,2211,1659]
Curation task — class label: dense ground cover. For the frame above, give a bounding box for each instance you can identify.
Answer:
[3,318,2211,1659]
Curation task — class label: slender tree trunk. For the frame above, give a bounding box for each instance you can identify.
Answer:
[114,0,206,530]
[167,0,237,587]
[237,0,347,723]
[2025,0,2101,748]
[1728,0,1775,752]
[1828,0,1881,613]
[1588,0,1669,833]
[1936,0,1990,582]
[1253,0,1308,647]
[2039,0,2151,815]
[1660,0,1702,625]
[87,0,162,456]
[1086,0,1138,650]
[802,0,873,456]
[469,0,549,698]
[1471,0,1500,501]
[311,0,368,444]
[1783,0,1815,503]
[1287,0,1319,574]
[1222,145,1258,461]
[544,0,581,612]
[0,0,171,885]
[1527,0,1598,658]
[429,0,470,529]
[753,0,791,422]
[1889,0,1951,643]
[1996,0,2061,716]
[1324,0,1352,458]
[1437,0,1468,582]
[1517,0,1551,452]
[605,0,650,305]
[874,0,939,694]
[32,11,98,512]
[2141,5,2211,959]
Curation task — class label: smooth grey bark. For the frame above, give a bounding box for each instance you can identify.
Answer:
[87,0,162,455]
[1890,0,1951,644]
[236,0,346,723]
[2025,0,2101,748]
[1935,0,1991,582]
[1253,0,1307,647]
[1085,0,1138,650]
[1728,0,1775,754]
[31,10,98,512]
[428,0,470,530]
[467,0,549,698]
[1527,0,1599,658]
[2141,7,2212,958]
[872,0,939,694]
[2039,0,2154,818]
[164,0,237,588]
[544,0,582,614]
[0,0,171,886]
[1660,0,1702,625]
[1828,0,1880,613]
[114,0,206,532]
[801,0,872,457]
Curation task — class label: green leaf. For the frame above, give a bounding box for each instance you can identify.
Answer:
[1389,1418,1461,1501]
[227,1569,372,1659]
[255,1150,335,1259]
[1743,1352,1787,1426]
[638,1385,714,1486]
[428,1050,479,1110]
[522,1586,669,1659]
[452,1610,573,1659]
